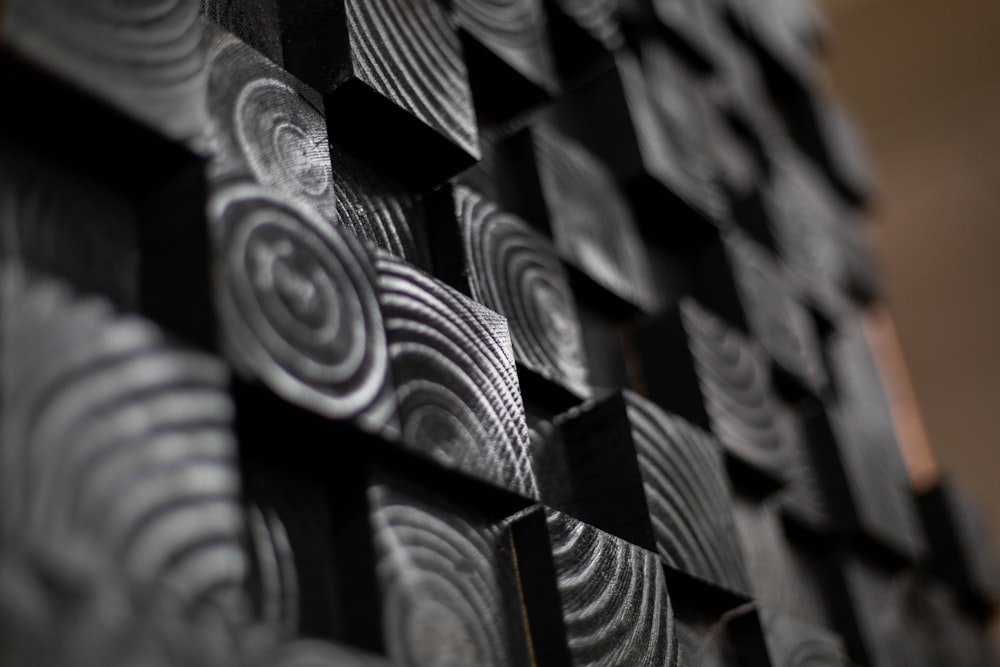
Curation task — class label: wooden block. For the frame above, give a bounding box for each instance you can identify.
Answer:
[202,0,284,65]
[455,128,551,234]
[636,298,796,489]
[909,580,1000,667]
[532,124,659,311]
[637,38,730,226]
[730,495,834,630]
[279,0,480,189]
[551,51,719,246]
[0,142,140,309]
[542,0,622,85]
[723,229,829,397]
[544,394,657,548]
[452,0,558,122]
[374,251,537,498]
[918,481,1000,611]
[368,474,532,666]
[625,392,754,600]
[257,640,394,667]
[757,609,850,667]
[208,183,400,436]
[204,24,336,225]
[673,605,773,667]
[542,509,680,666]
[0,265,245,618]
[329,142,433,272]
[432,184,592,401]
[837,557,931,667]
[827,315,925,561]
[645,0,717,74]
[3,0,212,147]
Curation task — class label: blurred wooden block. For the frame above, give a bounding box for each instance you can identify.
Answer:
[452,0,558,122]
[551,51,719,246]
[636,297,796,490]
[730,495,835,630]
[374,251,538,498]
[543,0,622,85]
[279,0,480,189]
[0,53,212,347]
[723,230,829,397]
[637,38,730,226]
[625,393,754,600]
[646,0,717,74]
[208,183,400,436]
[0,266,245,618]
[918,481,1000,613]
[757,609,849,667]
[510,508,680,667]
[827,315,925,562]
[329,142,433,272]
[368,474,533,666]
[430,184,592,403]
[531,124,659,311]
[674,605,773,667]
[3,0,212,146]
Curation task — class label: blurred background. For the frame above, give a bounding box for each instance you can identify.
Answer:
[822,0,1000,542]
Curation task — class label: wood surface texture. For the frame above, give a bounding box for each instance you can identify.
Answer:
[2,0,996,665]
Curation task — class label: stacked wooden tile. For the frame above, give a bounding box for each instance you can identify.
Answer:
[1,0,997,665]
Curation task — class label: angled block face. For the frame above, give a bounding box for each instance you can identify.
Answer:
[0,144,139,308]
[624,392,754,599]
[368,478,531,667]
[639,38,729,223]
[828,315,924,560]
[0,266,245,618]
[544,509,680,667]
[4,0,211,146]
[330,143,433,271]
[758,609,849,667]
[281,0,480,188]
[205,25,336,224]
[532,125,658,310]
[680,298,796,486]
[208,183,399,435]
[453,0,558,119]
[453,185,591,398]
[724,230,828,395]
[548,0,625,53]
[374,252,538,498]
[730,496,833,630]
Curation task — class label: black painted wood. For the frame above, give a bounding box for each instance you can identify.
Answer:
[532,124,659,311]
[202,0,284,65]
[329,142,434,272]
[757,609,850,667]
[208,182,400,436]
[723,229,829,397]
[636,297,796,490]
[638,37,730,226]
[204,24,336,224]
[3,0,212,147]
[278,0,480,190]
[625,392,754,600]
[453,0,558,122]
[0,265,246,619]
[542,508,680,666]
[827,314,925,562]
[432,183,592,400]
[374,251,538,498]
[368,474,532,667]
[730,495,835,630]
[918,481,1000,612]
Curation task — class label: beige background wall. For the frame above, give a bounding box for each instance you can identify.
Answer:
[822,0,1000,534]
